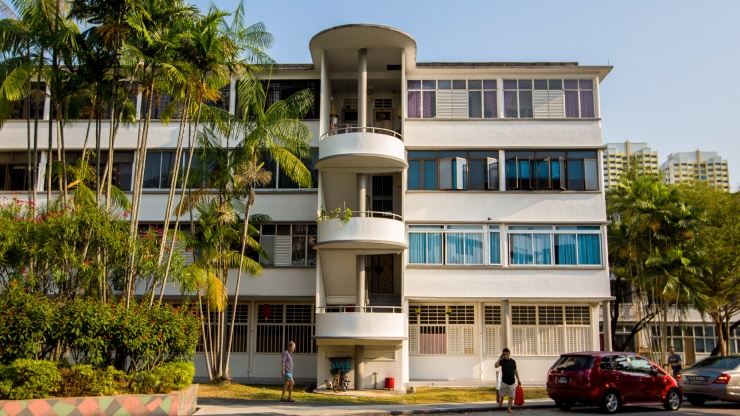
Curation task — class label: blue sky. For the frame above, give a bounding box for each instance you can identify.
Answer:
[191,0,740,189]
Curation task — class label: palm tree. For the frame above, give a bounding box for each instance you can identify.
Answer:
[607,167,704,362]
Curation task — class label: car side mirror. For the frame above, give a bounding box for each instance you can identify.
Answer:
[649,369,661,377]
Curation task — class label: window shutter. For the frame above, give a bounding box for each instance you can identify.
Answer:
[484,325,502,355]
[533,90,565,118]
[548,90,564,117]
[533,90,550,118]
[274,236,292,266]
[448,326,462,354]
[409,325,419,354]
[437,90,468,118]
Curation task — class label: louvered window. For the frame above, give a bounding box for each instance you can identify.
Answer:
[512,305,592,356]
[484,305,503,355]
[258,224,317,267]
[505,78,595,119]
[409,305,476,355]
[407,79,497,119]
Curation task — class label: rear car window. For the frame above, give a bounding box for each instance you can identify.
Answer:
[550,355,595,371]
[691,357,740,369]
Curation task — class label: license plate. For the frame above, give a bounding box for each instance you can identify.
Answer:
[689,376,708,382]
[557,376,569,384]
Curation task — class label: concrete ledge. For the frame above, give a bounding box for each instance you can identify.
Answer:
[0,384,198,416]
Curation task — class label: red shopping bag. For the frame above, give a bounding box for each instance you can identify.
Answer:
[514,385,525,406]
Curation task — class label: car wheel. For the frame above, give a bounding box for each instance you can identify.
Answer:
[555,400,573,410]
[664,389,681,411]
[686,394,706,406]
[601,391,620,414]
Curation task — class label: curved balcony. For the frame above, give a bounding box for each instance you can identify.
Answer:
[316,127,407,172]
[316,211,407,251]
[314,306,406,345]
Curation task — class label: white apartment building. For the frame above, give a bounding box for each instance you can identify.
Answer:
[603,141,659,190]
[0,24,615,388]
[661,150,731,191]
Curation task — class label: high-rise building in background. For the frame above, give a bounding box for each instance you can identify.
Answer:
[603,141,659,190]
[661,150,730,191]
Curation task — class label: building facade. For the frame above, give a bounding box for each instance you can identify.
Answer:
[661,150,730,191]
[0,24,617,388]
[603,141,659,190]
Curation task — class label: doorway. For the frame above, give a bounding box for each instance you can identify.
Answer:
[366,254,394,294]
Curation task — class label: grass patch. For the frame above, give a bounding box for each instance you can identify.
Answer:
[197,382,549,405]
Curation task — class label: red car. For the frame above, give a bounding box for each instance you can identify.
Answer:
[546,351,682,413]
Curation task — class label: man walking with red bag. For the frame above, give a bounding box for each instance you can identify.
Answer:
[495,348,521,413]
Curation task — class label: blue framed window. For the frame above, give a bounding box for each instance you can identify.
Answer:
[509,225,601,266]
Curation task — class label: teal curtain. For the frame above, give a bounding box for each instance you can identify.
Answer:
[510,234,532,264]
[447,233,464,264]
[556,234,577,265]
[533,234,551,265]
[489,232,501,264]
[465,233,483,264]
[409,233,426,263]
[578,234,601,265]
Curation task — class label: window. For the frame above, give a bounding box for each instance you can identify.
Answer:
[143,150,200,189]
[509,226,602,266]
[227,304,249,353]
[484,305,503,355]
[0,152,38,191]
[505,150,599,191]
[407,79,497,119]
[409,225,494,265]
[408,150,500,191]
[511,305,591,356]
[256,148,318,190]
[257,224,317,267]
[141,90,180,119]
[409,305,476,355]
[8,82,46,120]
[255,80,320,119]
[57,151,134,192]
[505,78,595,119]
[256,304,315,354]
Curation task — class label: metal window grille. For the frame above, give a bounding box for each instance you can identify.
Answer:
[409,305,475,355]
[256,304,315,354]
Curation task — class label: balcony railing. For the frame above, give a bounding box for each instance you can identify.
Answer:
[350,210,403,222]
[321,126,403,141]
[317,306,403,314]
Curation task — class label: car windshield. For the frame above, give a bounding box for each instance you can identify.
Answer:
[691,357,740,369]
[550,355,595,371]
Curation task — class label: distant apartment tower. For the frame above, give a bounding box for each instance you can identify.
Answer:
[661,150,730,191]
[603,141,659,190]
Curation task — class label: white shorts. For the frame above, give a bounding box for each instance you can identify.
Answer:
[499,382,516,399]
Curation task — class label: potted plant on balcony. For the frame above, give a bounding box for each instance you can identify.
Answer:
[317,204,352,225]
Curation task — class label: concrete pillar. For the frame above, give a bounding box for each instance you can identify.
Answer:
[502,300,511,350]
[320,51,330,137]
[355,345,365,390]
[357,255,366,309]
[602,301,613,351]
[358,48,367,129]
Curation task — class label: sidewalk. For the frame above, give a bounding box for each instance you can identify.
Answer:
[194,397,555,415]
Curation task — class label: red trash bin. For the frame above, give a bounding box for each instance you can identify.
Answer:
[384,377,395,390]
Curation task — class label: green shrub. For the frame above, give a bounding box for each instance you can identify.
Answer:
[53,299,115,366]
[0,283,57,364]
[0,359,61,399]
[132,361,195,394]
[59,365,126,397]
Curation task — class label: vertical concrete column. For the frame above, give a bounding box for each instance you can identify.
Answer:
[228,75,237,115]
[502,300,511,351]
[355,345,365,390]
[358,48,367,129]
[357,255,366,310]
[357,172,367,310]
[320,51,330,137]
[602,301,613,351]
